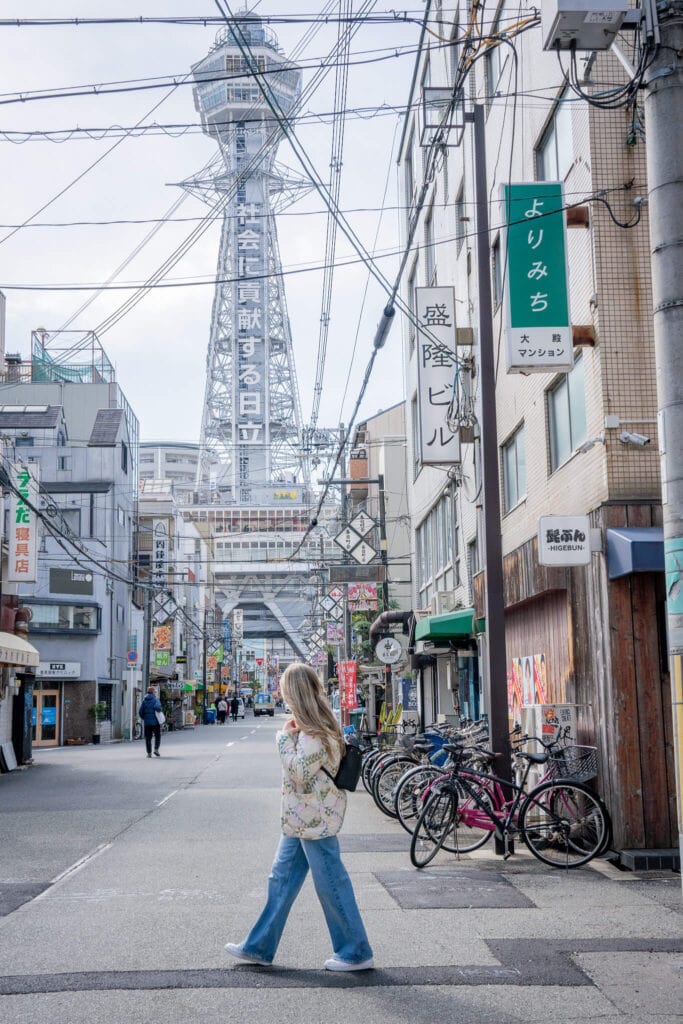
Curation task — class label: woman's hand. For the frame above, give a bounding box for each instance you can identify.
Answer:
[283,717,299,735]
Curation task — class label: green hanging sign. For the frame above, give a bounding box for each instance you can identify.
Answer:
[504,182,573,373]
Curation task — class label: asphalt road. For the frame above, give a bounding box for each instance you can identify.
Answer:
[1,713,682,1024]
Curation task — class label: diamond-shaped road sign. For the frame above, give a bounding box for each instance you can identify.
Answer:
[329,604,343,621]
[350,540,377,565]
[350,511,376,538]
[329,586,344,602]
[334,526,362,552]
[321,596,335,612]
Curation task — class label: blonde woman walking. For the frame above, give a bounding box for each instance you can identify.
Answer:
[225,662,373,971]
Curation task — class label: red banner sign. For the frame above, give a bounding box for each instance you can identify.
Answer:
[337,661,358,709]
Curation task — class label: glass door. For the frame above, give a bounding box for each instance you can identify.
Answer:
[32,689,60,746]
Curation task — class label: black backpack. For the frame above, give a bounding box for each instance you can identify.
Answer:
[322,736,363,792]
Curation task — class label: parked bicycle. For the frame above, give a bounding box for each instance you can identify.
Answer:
[410,740,611,870]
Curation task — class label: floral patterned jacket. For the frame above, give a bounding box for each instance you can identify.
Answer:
[277,729,347,839]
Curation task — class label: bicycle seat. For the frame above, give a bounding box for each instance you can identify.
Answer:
[442,742,466,755]
[411,741,434,754]
[517,751,549,765]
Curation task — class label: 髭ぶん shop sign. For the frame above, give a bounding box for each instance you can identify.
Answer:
[504,183,573,374]
[538,516,591,566]
[8,463,39,583]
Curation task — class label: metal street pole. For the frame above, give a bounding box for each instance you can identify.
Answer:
[469,102,513,854]
[377,473,393,710]
[642,8,683,879]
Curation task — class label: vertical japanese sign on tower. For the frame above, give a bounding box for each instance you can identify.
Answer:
[236,196,265,450]
[8,463,39,583]
[415,286,461,465]
[504,183,573,373]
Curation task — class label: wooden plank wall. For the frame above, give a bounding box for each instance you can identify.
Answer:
[477,501,675,849]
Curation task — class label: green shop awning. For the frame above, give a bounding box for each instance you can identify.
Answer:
[415,608,475,643]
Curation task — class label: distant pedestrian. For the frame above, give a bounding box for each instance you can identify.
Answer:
[224,662,373,972]
[230,695,239,722]
[217,697,228,725]
[138,686,163,758]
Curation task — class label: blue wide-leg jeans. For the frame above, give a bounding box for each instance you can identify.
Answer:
[240,834,373,964]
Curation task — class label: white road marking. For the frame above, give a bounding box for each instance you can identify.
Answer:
[28,842,113,904]
[156,790,178,807]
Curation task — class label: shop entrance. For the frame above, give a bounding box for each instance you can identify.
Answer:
[33,689,60,746]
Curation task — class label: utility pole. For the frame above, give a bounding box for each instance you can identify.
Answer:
[642,6,683,879]
[377,473,393,709]
[141,585,153,695]
[469,102,513,854]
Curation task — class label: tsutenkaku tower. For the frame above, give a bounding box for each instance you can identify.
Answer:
[189,16,307,502]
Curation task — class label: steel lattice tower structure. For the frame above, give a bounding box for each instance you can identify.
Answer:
[188,17,308,502]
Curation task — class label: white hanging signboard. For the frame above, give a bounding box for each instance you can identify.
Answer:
[538,515,591,566]
[8,463,39,583]
[415,287,461,465]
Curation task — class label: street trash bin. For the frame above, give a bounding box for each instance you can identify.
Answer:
[204,708,216,725]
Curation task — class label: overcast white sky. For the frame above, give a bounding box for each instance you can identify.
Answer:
[0,2,422,445]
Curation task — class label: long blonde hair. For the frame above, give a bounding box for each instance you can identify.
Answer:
[280,663,342,760]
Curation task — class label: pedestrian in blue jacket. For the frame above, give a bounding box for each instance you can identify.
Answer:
[138,686,163,758]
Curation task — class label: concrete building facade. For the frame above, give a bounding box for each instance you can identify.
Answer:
[397,3,674,852]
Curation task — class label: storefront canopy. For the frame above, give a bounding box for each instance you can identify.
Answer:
[415,608,475,643]
[606,527,664,580]
[0,632,40,668]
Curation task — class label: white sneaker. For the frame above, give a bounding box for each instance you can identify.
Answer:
[224,942,272,966]
[324,955,374,972]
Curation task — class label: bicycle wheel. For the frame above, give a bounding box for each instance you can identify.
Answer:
[361,749,381,793]
[520,780,608,868]
[133,721,142,740]
[410,787,457,868]
[394,765,444,833]
[440,777,494,854]
[372,756,417,817]
[550,785,613,856]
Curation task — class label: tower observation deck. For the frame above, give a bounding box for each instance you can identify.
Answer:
[190,17,307,503]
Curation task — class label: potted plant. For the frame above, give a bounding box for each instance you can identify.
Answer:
[87,701,107,744]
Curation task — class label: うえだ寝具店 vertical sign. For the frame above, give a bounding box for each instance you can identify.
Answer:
[415,286,461,465]
[504,182,573,373]
[8,463,39,583]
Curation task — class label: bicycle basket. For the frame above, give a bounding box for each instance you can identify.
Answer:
[547,745,598,783]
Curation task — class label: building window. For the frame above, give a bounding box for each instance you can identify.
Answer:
[455,182,466,255]
[491,236,503,309]
[407,260,418,352]
[424,205,435,284]
[449,17,461,84]
[117,506,125,526]
[502,425,527,512]
[548,354,587,470]
[16,436,33,447]
[57,455,70,471]
[25,601,100,633]
[467,538,479,590]
[121,441,128,474]
[116,604,125,624]
[59,508,81,537]
[536,97,573,181]
[411,395,421,479]
[486,11,506,102]
[404,125,415,219]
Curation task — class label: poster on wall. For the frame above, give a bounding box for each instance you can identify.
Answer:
[507,653,549,724]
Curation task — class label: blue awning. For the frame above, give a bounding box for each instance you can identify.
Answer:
[606,527,664,580]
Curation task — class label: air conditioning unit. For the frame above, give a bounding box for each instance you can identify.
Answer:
[413,608,431,622]
[434,591,459,615]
